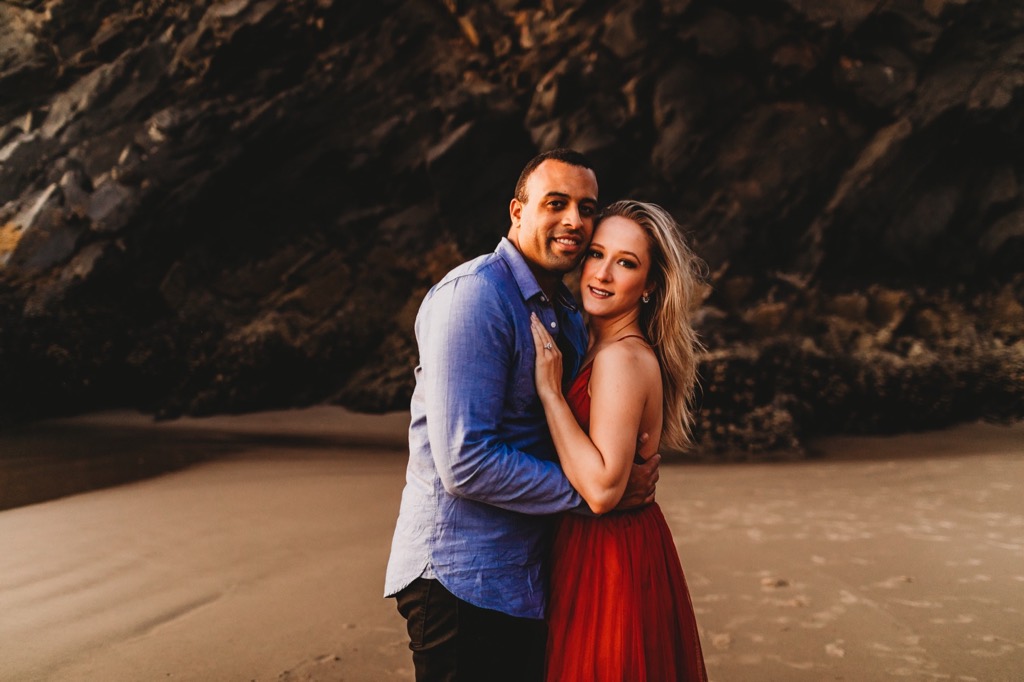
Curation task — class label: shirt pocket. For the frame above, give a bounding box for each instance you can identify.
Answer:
[508,359,538,413]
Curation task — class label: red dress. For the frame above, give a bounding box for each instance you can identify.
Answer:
[546,362,707,682]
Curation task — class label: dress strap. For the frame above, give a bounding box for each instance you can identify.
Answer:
[578,335,649,375]
[616,334,648,343]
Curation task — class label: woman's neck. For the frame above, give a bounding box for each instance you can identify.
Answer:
[588,310,643,346]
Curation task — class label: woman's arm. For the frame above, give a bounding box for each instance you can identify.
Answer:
[530,315,653,514]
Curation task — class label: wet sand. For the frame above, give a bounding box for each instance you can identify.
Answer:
[1,408,1021,681]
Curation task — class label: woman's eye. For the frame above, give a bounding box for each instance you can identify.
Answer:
[618,259,637,269]
[587,250,601,259]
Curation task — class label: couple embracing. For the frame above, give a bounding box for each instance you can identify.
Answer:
[385,149,707,681]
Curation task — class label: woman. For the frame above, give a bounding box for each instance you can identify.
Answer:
[530,199,707,681]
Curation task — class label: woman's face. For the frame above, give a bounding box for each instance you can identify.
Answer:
[580,215,653,319]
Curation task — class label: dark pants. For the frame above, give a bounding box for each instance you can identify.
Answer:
[394,578,547,682]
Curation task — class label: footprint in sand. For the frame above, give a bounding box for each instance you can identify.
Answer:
[930,613,976,624]
[825,640,845,658]
[957,574,993,583]
[710,632,732,650]
[871,575,914,589]
[890,598,942,608]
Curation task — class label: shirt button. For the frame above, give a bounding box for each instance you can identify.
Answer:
[550,321,557,329]
[540,295,547,302]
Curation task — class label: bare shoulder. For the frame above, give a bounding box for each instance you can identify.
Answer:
[591,338,660,388]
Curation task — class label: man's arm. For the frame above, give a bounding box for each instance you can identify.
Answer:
[616,453,660,509]
[420,274,581,514]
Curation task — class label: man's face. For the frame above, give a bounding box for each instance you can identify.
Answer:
[509,160,599,276]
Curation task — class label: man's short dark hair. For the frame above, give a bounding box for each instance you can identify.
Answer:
[514,148,595,204]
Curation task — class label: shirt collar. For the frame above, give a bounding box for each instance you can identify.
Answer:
[495,238,579,312]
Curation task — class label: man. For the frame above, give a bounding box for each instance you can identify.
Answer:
[384,149,659,681]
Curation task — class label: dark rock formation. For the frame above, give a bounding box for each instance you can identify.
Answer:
[0,0,1021,456]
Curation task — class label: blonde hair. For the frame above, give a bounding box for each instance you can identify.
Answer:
[599,200,705,451]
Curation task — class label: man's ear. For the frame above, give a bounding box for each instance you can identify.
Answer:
[509,197,522,228]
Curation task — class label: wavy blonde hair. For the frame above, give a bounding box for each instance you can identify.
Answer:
[599,200,705,451]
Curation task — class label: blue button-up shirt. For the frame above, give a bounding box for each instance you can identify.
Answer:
[384,238,587,619]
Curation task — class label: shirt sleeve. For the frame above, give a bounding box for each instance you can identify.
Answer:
[418,273,582,514]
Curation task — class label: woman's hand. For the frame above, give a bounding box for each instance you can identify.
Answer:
[530,313,563,400]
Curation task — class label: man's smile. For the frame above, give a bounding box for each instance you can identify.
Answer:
[552,235,582,251]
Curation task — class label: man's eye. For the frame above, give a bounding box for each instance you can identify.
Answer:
[549,201,566,209]
[580,206,596,217]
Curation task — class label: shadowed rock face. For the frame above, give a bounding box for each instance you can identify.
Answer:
[0,0,1021,456]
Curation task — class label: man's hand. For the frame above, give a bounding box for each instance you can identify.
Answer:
[616,432,660,510]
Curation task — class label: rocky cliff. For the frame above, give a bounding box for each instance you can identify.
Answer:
[1,0,1022,456]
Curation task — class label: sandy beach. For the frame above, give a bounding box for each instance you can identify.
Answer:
[1,408,1022,681]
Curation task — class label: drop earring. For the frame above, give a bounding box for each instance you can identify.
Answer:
[642,292,650,303]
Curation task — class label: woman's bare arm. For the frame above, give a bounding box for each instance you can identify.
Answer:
[530,315,656,514]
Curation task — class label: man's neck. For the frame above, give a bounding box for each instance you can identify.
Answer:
[506,235,564,300]
[532,270,562,301]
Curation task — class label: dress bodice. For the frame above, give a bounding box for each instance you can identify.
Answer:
[565,362,594,433]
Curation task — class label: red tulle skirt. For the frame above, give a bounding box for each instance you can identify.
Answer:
[545,503,707,682]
